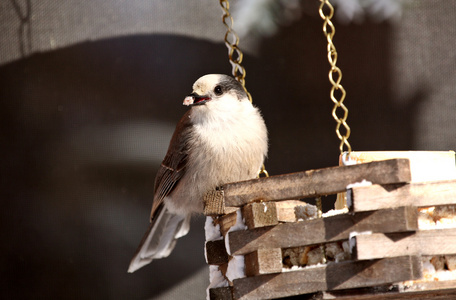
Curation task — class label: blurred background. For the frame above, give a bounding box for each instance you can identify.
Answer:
[1,0,455,299]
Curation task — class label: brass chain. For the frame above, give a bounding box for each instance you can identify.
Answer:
[219,0,268,178]
[319,0,352,155]
[219,0,252,103]
[259,164,269,178]
[318,0,354,261]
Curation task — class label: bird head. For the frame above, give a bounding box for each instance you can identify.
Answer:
[183,74,247,107]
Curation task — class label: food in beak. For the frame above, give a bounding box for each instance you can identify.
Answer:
[183,96,195,106]
[183,94,210,106]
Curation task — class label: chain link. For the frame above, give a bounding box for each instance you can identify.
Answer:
[319,0,352,155]
[318,0,352,258]
[219,0,268,178]
[258,164,269,178]
[219,0,253,103]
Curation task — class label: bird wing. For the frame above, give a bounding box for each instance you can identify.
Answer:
[150,110,192,220]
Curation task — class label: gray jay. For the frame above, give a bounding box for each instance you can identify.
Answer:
[128,74,268,273]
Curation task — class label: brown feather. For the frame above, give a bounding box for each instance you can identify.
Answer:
[150,110,193,221]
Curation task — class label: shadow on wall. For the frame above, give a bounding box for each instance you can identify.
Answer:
[0,15,425,299]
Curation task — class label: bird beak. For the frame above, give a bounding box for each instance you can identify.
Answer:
[183,93,211,106]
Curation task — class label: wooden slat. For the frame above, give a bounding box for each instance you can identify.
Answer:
[320,280,456,299]
[399,279,456,294]
[350,179,456,212]
[208,286,233,300]
[340,151,456,183]
[223,159,411,208]
[353,228,456,260]
[275,200,307,222]
[232,256,422,300]
[244,248,282,277]
[215,210,238,237]
[205,240,229,265]
[229,206,418,256]
[204,189,226,216]
[242,202,278,229]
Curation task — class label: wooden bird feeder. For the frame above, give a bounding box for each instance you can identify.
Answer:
[203,151,456,300]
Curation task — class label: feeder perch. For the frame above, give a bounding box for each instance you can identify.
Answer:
[204,151,456,300]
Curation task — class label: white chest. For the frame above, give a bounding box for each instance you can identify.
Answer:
[166,101,267,215]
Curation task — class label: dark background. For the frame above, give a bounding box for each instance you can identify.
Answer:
[1,1,455,299]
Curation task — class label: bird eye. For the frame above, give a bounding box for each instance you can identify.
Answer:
[214,85,223,96]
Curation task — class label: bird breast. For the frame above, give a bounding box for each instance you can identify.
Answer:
[165,102,267,216]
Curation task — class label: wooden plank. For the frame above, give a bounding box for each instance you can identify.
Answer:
[244,248,283,277]
[242,202,278,229]
[338,151,456,210]
[229,206,418,256]
[354,228,456,260]
[401,279,456,294]
[350,180,456,212]
[214,202,288,236]
[215,210,238,237]
[205,240,229,265]
[341,151,456,183]
[323,290,456,300]
[208,286,233,300]
[275,200,307,222]
[204,189,226,216]
[222,159,411,208]
[321,280,456,299]
[232,256,422,300]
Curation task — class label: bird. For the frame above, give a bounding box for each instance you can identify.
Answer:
[128,74,268,273]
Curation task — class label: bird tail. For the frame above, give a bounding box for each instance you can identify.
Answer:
[128,206,191,273]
